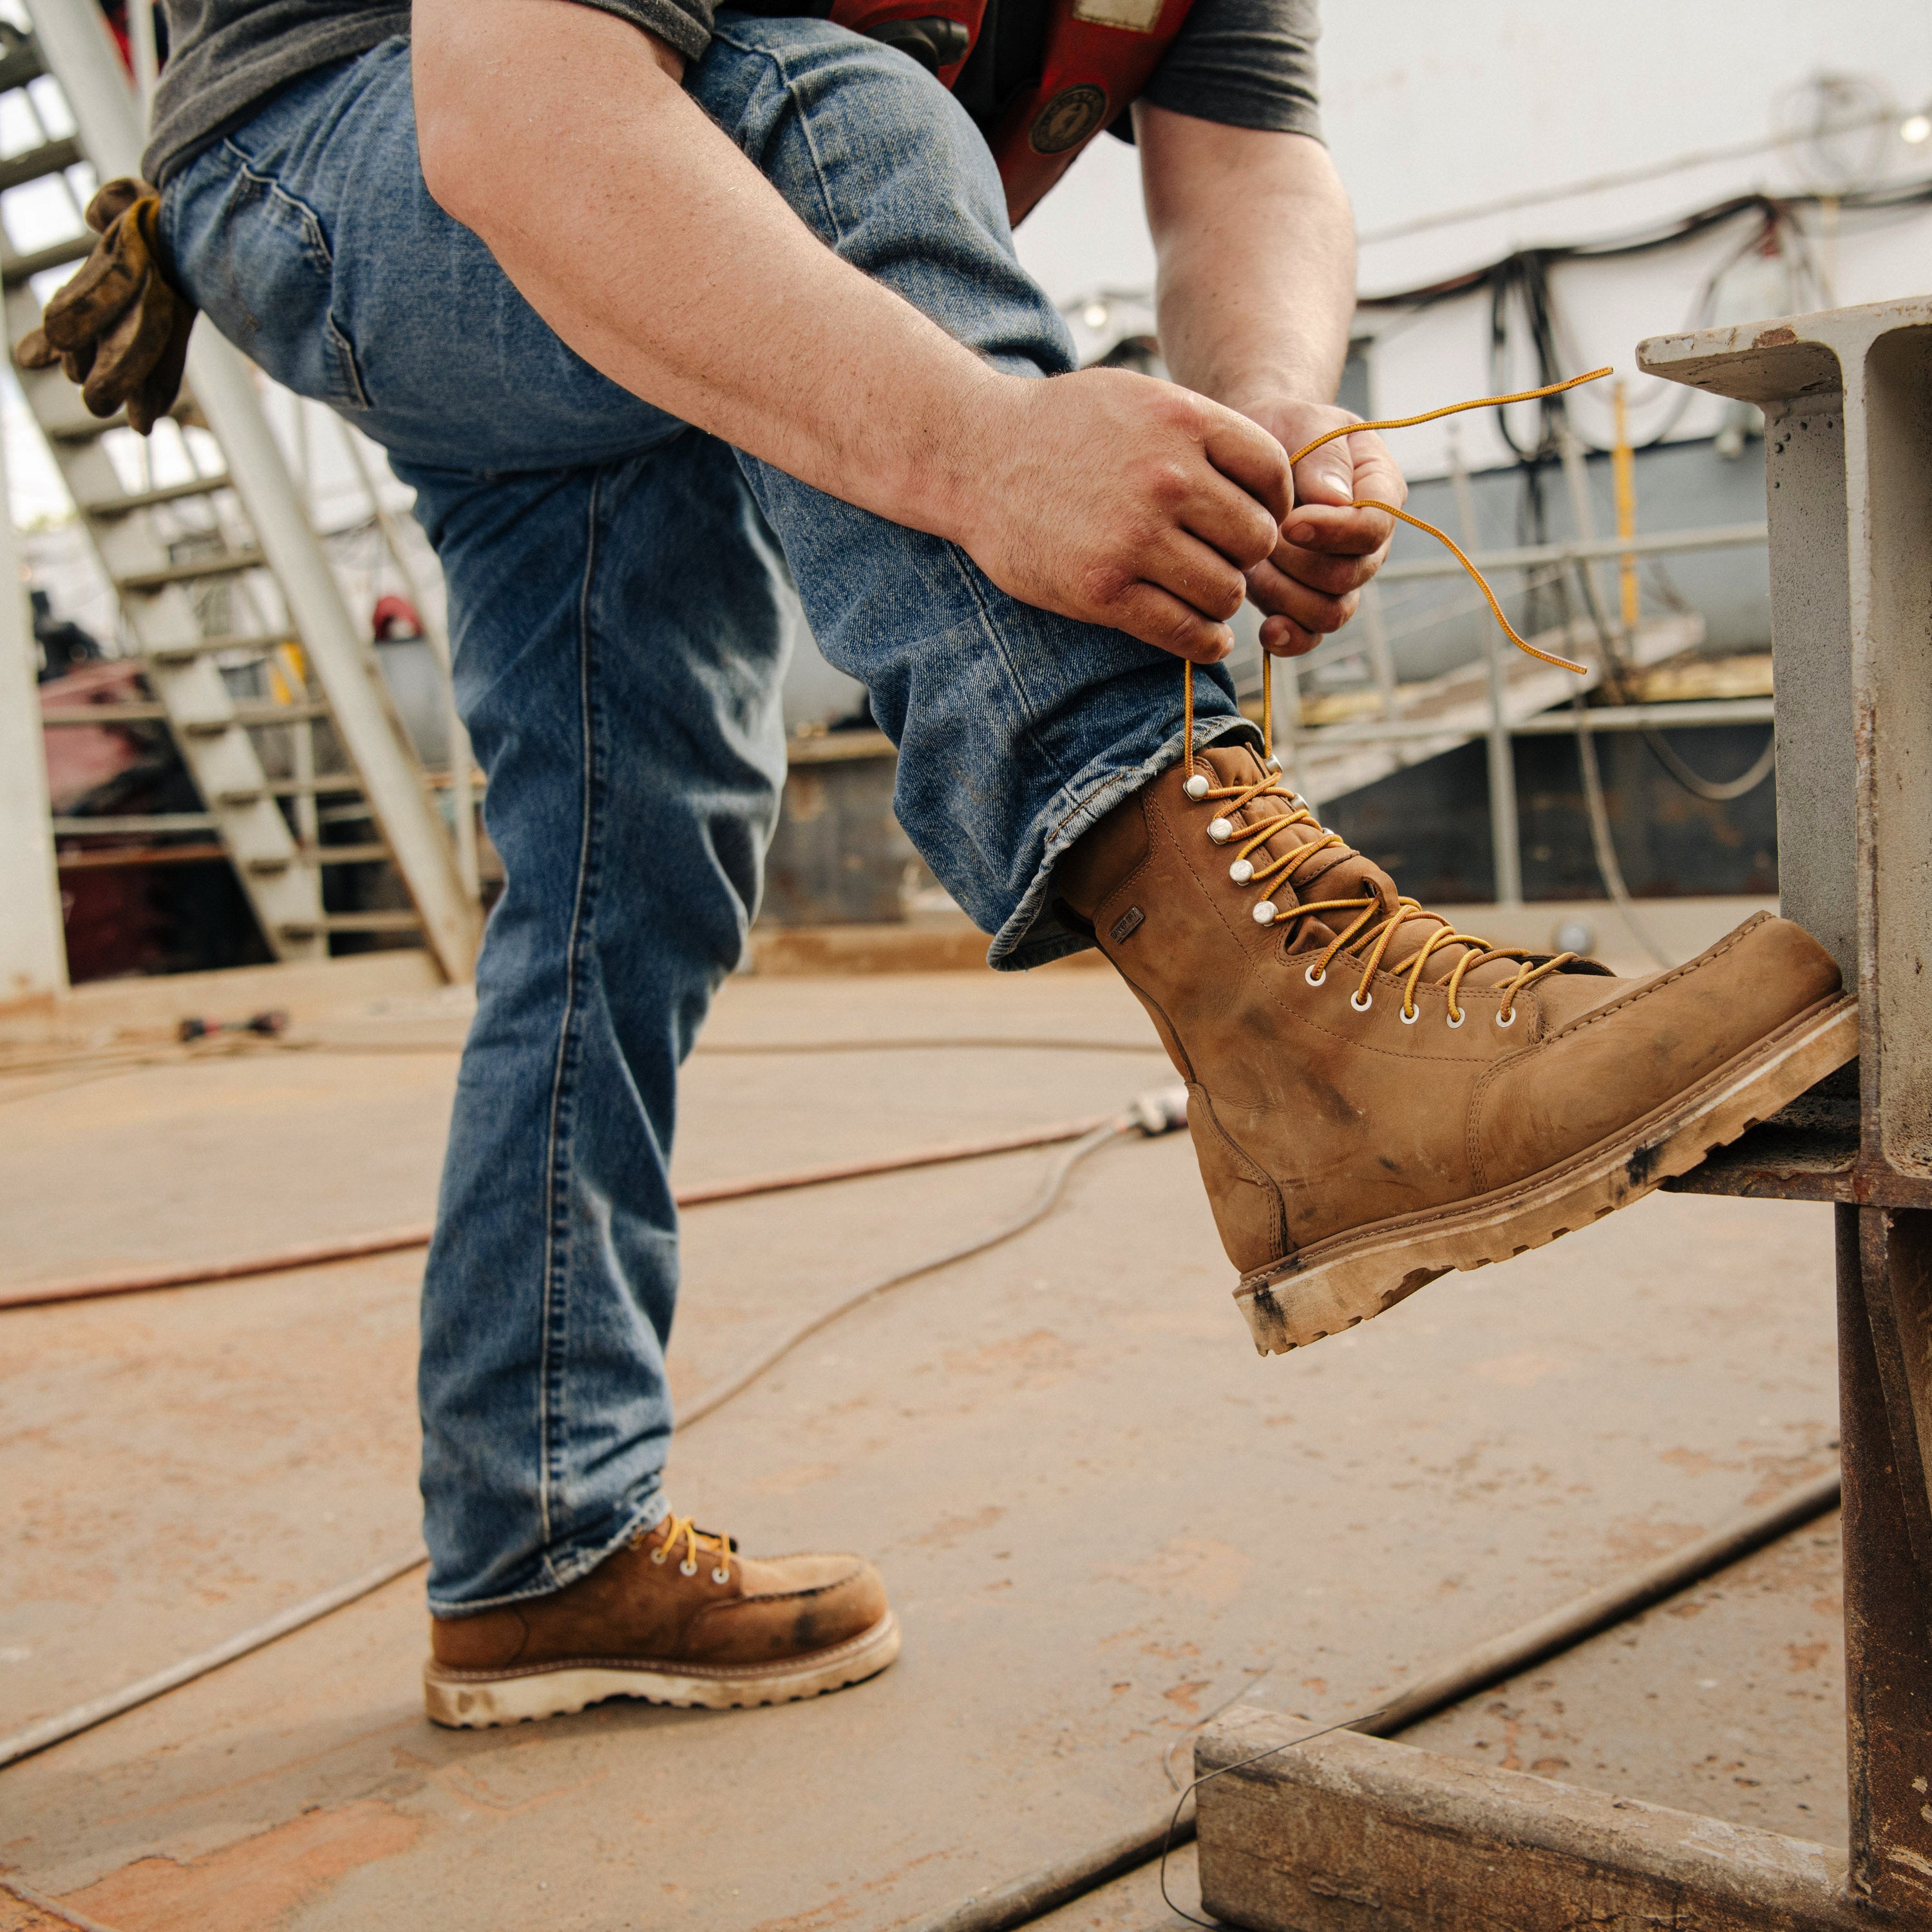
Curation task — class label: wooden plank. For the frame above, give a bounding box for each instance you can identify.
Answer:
[1195,1714,1862,1932]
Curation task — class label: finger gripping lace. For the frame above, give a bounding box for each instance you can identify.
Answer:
[1177,368,1613,762]
[1284,367,1611,679]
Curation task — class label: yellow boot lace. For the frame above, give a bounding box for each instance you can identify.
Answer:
[639,1515,736,1584]
[1177,369,1613,1025]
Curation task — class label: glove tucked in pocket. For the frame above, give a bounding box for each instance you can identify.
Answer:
[16,177,196,435]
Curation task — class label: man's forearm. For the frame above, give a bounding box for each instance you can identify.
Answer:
[1137,106,1356,423]
[1137,106,1401,657]
[415,0,1003,541]
[412,0,1299,662]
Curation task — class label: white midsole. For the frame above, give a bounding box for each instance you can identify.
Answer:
[423,1611,901,1727]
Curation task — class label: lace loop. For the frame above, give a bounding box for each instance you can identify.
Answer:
[1179,758,1578,1023]
[645,1515,734,1584]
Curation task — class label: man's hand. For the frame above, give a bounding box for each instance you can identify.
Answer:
[961,368,1290,663]
[1138,109,1410,657]
[414,0,1291,665]
[1240,399,1405,657]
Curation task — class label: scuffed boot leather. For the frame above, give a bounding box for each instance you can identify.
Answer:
[424,1513,897,1726]
[1057,742,1854,1353]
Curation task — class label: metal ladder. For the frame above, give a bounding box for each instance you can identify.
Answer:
[11,3,479,979]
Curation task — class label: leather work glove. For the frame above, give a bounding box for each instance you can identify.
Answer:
[16,177,196,435]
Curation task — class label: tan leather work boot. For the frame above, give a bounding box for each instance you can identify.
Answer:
[1057,742,1855,1355]
[422,1514,898,1727]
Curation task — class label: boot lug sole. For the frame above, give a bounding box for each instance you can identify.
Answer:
[421,1609,901,1728]
[1236,995,1858,1356]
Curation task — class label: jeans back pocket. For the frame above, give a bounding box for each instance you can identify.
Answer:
[173,145,372,413]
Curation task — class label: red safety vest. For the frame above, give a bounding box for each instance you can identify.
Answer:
[770,0,1201,223]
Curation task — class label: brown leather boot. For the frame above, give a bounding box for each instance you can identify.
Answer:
[1057,741,1855,1354]
[422,1514,898,1727]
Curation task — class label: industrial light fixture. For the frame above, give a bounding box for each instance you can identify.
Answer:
[1082,301,1109,328]
[1902,110,1932,144]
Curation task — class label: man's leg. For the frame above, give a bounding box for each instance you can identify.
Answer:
[403,440,791,1609]
[158,48,903,1710]
[157,48,810,1613]
[688,17,1853,1358]
[691,16,1256,971]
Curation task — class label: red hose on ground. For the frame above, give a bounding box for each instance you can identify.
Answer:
[0,1112,1119,1313]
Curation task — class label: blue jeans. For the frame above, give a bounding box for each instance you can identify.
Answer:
[161,21,1248,1613]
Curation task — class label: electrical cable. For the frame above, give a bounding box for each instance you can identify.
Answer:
[0,1546,428,1773]
[1343,184,1893,710]
[1566,548,1778,806]
[0,1031,1167,1106]
[1570,690,1673,971]
[1358,180,1932,321]
[1538,538,1765,956]
[1353,102,1916,245]
[680,1112,1144,1427]
[690,1037,1166,1057]
[1639,728,1776,804]
[0,1090,1185,1771]
[0,1108,1141,1312]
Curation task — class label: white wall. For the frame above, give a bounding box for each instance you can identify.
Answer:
[1018,0,1932,478]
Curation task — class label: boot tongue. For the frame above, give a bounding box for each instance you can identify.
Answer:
[1195,744,1525,988]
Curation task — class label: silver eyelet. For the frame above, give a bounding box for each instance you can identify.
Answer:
[1208,817,1234,844]
[711,1566,731,1584]
[1229,858,1254,884]
[1304,963,1327,988]
[649,1547,667,1564]
[1264,755,1283,773]
[1350,989,1373,1012]
[1495,1007,1518,1029]
[679,1558,699,1577]
[1184,773,1211,800]
[1252,900,1278,925]
[1399,1005,1419,1026]
[1446,1009,1466,1030]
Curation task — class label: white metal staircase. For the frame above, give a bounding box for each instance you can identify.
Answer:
[12,1,478,980]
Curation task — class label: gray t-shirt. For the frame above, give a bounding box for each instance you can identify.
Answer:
[146,0,1319,185]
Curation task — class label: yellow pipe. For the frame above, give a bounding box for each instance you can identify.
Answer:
[1613,380,1640,635]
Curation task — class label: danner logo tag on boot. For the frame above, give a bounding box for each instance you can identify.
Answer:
[1110,906,1144,943]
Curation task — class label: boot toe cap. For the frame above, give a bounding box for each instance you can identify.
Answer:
[1481,913,1847,1183]
[693,1551,891,1665]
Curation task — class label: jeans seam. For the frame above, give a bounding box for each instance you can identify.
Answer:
[709,21,850,245]
[535,471,607,1577]
[939,537,1075,796]
[215,139,335,274]
[209,138,373,410]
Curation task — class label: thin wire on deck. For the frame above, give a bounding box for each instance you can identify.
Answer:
[0,1087,1189,1772]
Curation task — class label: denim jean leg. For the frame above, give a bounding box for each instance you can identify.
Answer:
[696,16,1257,969]
[157,46,788,1612]
[153,24,1252,1612]
[409,441,791,1612]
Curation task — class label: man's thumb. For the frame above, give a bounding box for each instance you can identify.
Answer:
[1292,437,1356,509]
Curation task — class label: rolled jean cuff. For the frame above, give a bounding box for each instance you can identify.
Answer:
[987,711,1264,972]
[426,1486,670,1620]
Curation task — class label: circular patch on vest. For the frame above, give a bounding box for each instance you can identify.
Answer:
[1029,84,1110,155]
